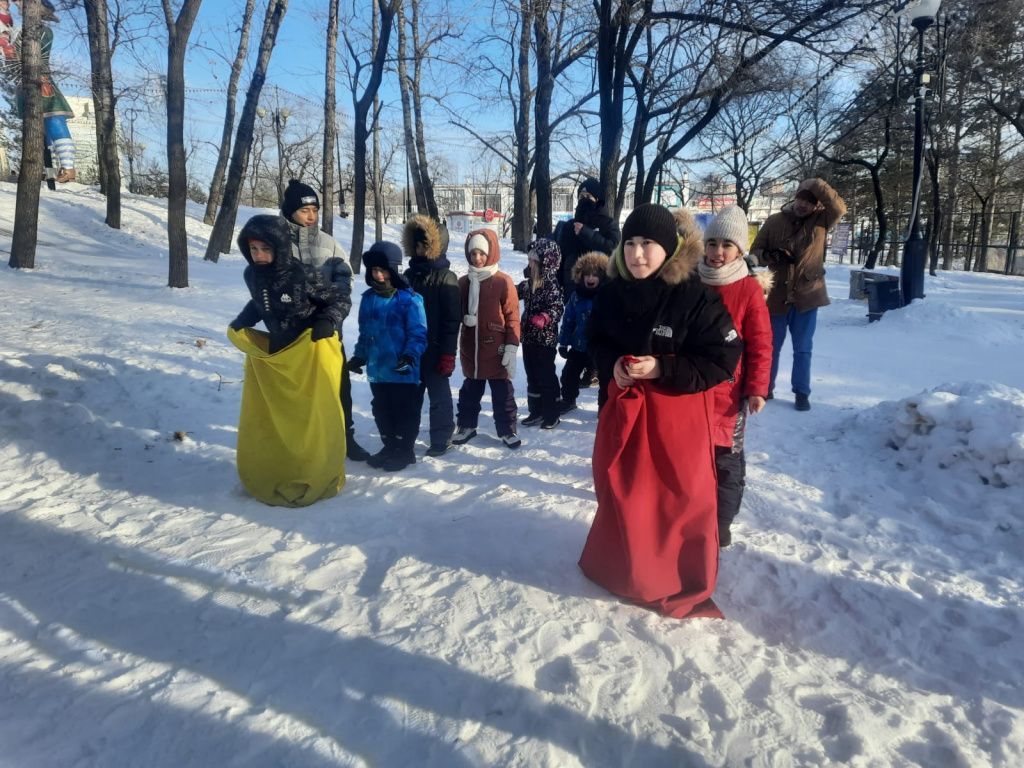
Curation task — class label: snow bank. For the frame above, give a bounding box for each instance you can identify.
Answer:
[862,382,1024,488]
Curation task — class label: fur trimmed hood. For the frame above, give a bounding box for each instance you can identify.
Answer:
[672,207,702,240]
[607,226,703,286]
[571,251,610,283]
[402,214,449,260]
[753,268,775,298]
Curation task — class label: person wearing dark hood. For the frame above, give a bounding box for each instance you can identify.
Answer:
[280,179,370,461]
[402,215,460,457]
[750,178,846,412]
[555,177,620,297]
[229,214,346,355]
[347,242,428,472]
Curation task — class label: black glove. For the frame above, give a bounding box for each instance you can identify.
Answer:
[311,318,335,341]
[229,320,245,332]
[347,355,366,374]
[558,346,569,359]
[393,355,415,374]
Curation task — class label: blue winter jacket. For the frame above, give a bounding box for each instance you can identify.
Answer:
[353,288,428,384]
[558,289,597,353]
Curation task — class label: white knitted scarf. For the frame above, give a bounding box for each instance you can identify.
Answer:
[698,258,748,286]
[464,263,500,326]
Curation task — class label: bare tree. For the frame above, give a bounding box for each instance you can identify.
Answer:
[204,0,256,226]
[83,0,122,229]
[162,0,204,288]
[9,0,44,270]
[344,0,398,270]
[532,0,596,236]
[322,0,340,233]
[204,0,289,262]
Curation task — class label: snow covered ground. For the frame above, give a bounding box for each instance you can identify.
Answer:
[1,182,1022,767]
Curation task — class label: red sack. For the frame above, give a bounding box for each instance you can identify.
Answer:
[579,381,723,619]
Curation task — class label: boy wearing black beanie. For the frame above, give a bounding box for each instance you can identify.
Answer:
[280,179,370,461]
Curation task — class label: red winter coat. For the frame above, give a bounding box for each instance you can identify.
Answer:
[458,228,521,380]
[579,383,722,619]
[706,275,773,447]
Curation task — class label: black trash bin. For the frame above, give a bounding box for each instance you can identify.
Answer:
[862,274,901,321]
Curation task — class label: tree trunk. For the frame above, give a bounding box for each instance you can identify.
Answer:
[322,0,339,234]
[511,0,533,253]
[532,0,554,237]
[9,0,44,270]
[204,0,255,226]
[596,0,626,215]
[83,0,121,229]
[372,96,383,242]
[409,0,438,219]
[350,0,397,270]
[204,0,289,262]
[164,0,203,289]
[396,0,427,214]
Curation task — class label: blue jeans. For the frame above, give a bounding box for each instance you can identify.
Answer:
[770,307,817,396]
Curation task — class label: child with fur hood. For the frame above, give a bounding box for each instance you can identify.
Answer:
[697,205,773,548]
[279,179,370,462]
[453,229,522,449]
[579,203,741,620]
[518,238,565,428]
[230,215,346,354]
[348,242,428,472]
[557,251,608,413]
[402,215,461,456]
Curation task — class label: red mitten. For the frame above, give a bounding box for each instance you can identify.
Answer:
[529,313,549,329]
[437,353,456,377]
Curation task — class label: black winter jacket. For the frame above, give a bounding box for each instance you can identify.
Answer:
[232,215,346,354]
[402,215,461,369]
[588,227,741,409]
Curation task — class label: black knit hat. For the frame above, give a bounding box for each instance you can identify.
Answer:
[621,203,679,258]
[281,179,320,221]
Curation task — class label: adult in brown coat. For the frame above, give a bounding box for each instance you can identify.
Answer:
[453,228,523,449]
[749,178,846,411]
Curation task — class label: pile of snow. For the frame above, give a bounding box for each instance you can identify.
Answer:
[868,382,1024,488]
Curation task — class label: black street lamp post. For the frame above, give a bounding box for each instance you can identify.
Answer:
[900,0,941,306]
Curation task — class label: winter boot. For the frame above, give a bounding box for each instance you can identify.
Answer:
[425,440,452,458]
[522,393,544,427]
[383,439,416,472]
[719,521,733,548]
[452,427,477,445]
[795,393,811,412]
[501,433,522,450]
[367,437,395,469]
[558,399,577,415]
[346,431,372,462]
[540,418,560,430]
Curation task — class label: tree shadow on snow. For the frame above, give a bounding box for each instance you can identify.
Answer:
[0,515,708,768]
[717,547,1024,710]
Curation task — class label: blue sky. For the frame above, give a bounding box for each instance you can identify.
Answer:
[40,0,525,185]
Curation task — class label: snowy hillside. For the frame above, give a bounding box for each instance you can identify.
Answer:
[1,182,1022,767]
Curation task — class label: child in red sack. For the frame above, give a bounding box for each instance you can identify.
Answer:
[580,204,741,619]
[697,206,773,548]
[518,238,565,429]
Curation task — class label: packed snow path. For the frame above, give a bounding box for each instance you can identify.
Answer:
[1,184,1022,767]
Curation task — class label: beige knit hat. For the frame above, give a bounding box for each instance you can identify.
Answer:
[703,205,749,254]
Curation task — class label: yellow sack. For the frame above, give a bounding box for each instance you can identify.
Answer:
[228,327,346,506]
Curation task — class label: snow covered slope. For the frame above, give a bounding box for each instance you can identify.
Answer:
[1,182,1022,767]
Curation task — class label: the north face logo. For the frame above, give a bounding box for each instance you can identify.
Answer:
[725,329,738,342]
[653,325,673,338]
[280,293,293,303]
